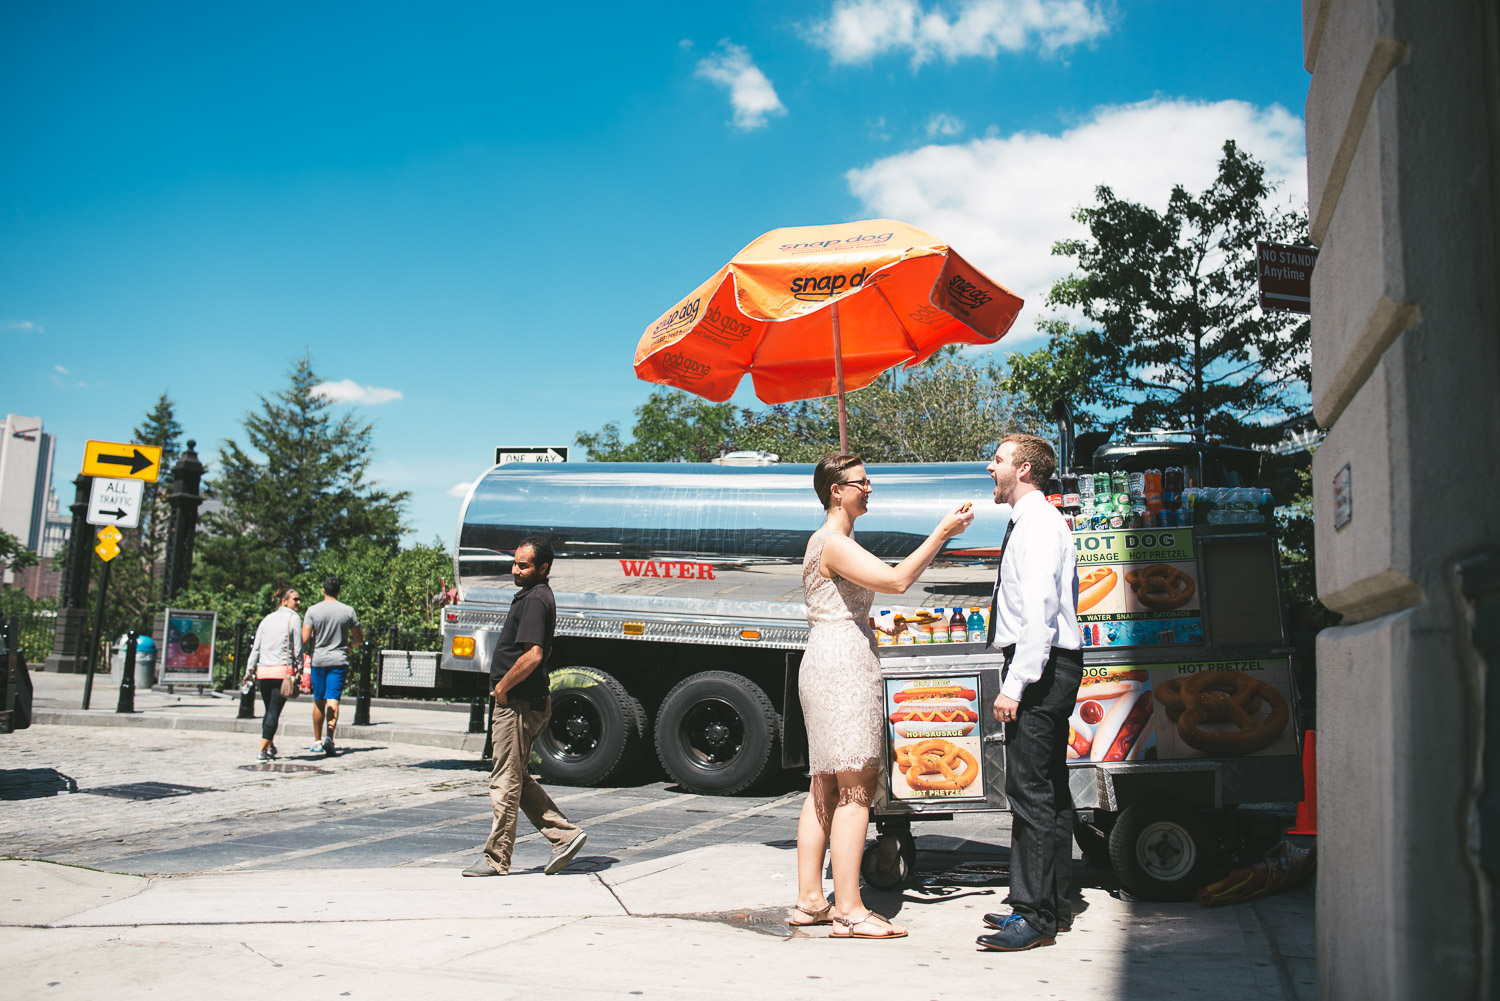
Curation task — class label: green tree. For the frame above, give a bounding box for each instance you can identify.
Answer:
[112,393,184,628]
[579,352,1042,464]
[1007,140,1310,445]
[199,355,409,594]
[0,528,39,575]
[575,389,739,462]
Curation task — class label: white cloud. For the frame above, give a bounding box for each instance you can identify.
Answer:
[695,41,787,130]
[312,379,404,405]
[844,98,1307,343]
[926,112,966,138]
[446,481,476,499]
[54,364,70,375]
[6,319,42,333]
[807,0,1114,66]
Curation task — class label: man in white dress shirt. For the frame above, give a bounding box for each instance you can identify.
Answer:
[976,433,1083,952]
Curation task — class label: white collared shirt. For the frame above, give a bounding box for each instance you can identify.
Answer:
[989,488,1081,701]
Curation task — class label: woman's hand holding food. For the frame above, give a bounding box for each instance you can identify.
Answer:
[938,501,975,539]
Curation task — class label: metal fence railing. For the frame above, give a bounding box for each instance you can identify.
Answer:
[12,611,56,667]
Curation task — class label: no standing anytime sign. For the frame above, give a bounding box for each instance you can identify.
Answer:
[1256,241,1319,314]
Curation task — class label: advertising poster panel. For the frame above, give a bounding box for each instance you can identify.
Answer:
[161,609,217,685]
[1067,658,1297,764]
[886,675,985,800]
[1075,528,1203,648]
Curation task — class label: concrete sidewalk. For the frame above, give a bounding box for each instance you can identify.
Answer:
[27,669,487,752]
[2,845,1314,1001]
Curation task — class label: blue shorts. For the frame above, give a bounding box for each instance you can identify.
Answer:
[310,665,347,701]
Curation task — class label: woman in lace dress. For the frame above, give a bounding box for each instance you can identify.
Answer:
[789,454,973,939]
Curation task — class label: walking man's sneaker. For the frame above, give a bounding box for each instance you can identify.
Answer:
[257,750,272,763]
[976,913,1055,952]
[323,736,336,755]
[461,858,504,877]
[545,831,588,875]
[308,742,324,754]
[984,910,1071,933]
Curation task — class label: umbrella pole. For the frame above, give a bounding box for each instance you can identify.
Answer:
[831,302,849,453]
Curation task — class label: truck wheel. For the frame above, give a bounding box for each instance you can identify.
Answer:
[654,671,780,796]
[1107,801,1218,900]
[533,667,647,787]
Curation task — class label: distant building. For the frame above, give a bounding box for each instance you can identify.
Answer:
[0,413,69,595]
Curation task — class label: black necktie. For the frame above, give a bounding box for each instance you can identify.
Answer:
[987,517,1016,646]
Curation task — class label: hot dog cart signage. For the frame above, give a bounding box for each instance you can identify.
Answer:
[1074,529,1202,648]
[1066,658,1296,764]
[885,677,986,801]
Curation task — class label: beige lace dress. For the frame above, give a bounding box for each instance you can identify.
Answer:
[799,526,886,774]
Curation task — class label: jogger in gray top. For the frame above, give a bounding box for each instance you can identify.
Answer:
[301,577,363,754]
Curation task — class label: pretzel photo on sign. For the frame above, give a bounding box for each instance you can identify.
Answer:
[894,738,980,792]
[1153,670,1288,756]
[1125,563,1197,611]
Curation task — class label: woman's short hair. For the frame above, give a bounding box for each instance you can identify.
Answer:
[813,454,865,510]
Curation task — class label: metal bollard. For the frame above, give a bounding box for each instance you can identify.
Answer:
[115,629,137,713]
[235,619,257,720]
[467,696,486,734]
[353,638,372,726]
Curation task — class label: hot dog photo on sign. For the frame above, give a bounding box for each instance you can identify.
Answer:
[1067,669,1158,763]
[886,678,985,799]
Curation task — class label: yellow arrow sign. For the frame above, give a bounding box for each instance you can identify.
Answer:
[95,525,122,562]
[82,440,163,482]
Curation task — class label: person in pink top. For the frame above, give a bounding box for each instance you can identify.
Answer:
[241,588,304,762]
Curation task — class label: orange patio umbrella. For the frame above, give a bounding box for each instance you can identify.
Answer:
[633,218,1024,452]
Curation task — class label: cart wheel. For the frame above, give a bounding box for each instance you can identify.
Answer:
[861,831,915,890]
[1108,801,1218,901]
[1073,815,1112,869]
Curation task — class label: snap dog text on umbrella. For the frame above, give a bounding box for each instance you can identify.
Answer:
[946,274,994,311]
[789,266,884,301]
[778,231,894,254]
[650,297,702,340]
[700,304,754,346]
[662,352,710,382]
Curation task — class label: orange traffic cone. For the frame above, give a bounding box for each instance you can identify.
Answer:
[1288,730,1318,836]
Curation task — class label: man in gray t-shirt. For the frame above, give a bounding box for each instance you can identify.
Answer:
[301,577,363,755]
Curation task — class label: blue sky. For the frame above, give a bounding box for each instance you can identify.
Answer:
[2,1,1310,546]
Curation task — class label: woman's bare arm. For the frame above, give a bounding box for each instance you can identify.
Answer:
[822,506,972,593]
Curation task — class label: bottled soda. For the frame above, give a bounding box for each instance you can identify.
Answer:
[1079,473,1096,508]
[967,606,986,642]
[1046,476,1064,508]
[950,606,968,643]
[1111,469,1130,496]
[1061,472,1081,511]
[1128,472,1146,505]
[1094,471,1113,502]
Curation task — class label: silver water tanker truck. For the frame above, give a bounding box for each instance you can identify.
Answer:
[441,461,1008,794]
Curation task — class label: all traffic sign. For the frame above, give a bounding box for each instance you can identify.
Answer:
[87,477,145,528]
[82,440,164,482]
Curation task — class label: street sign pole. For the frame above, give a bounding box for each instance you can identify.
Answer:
[81,526,123,711]
[81,558,112,711]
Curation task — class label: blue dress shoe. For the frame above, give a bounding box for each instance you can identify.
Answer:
[984,910,1070,933]
[976,913,1055,951]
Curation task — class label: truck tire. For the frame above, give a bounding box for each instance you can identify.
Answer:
[654,671,780,795]
[1107,801,1218,900]
[533,667,647,787]
[1073,814,1112,869]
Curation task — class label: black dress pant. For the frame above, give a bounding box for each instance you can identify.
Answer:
[1002,646,1083,937]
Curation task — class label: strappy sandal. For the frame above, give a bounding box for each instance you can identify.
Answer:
[787,901,834,926]
[829,910,908,939]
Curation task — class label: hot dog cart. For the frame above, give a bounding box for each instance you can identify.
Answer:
[863,515,1305,901]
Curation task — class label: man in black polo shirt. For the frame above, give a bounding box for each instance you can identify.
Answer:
[462,537,587,876]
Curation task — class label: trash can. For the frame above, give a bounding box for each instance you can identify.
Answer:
[133,636,157,689]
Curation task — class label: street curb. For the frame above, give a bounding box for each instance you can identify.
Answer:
[31,711,487,754]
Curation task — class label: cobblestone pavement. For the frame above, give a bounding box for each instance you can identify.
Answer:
[0,724,1011,876]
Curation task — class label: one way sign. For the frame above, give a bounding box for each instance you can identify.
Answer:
[87,477,146,528]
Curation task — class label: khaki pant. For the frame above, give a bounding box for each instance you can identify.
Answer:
[482,698,580,873]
